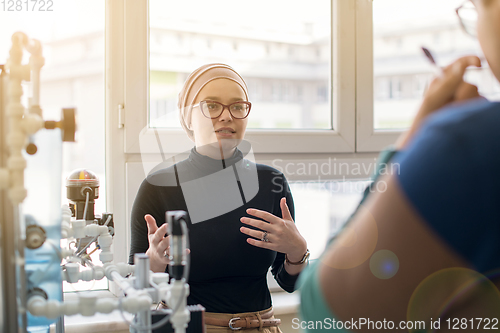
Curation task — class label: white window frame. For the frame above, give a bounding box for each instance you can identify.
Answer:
[355,0,402,152]
[119,0,357,155]
[112,0,403,156]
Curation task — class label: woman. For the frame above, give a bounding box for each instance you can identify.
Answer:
[129,64,308,332]
[298,0,500,331]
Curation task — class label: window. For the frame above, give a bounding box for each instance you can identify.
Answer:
[148,0,332,130]
[0,0,106,291]
[267,178,368,292]
[357,0,500,151]
[292,180,369,260]
[120,0,356,155]
[372,0,499,131]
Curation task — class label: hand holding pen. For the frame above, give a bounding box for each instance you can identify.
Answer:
[421,46,482,106]
[422,47,445,77]
[395,48,483,149]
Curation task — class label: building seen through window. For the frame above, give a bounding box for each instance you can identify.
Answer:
[373,0,500,129]
[148,0,332,130]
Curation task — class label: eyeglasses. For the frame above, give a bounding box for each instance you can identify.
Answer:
[456,0,478,38]
[193,100,252,119]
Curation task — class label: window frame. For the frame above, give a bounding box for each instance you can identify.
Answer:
[355,0,404,152]
[120,0,358,155]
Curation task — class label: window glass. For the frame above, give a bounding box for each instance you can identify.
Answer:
[0,0,106,291]
[149,0,332,130]
[266,179,368,291]
[291,180,369,260]
[373,0,500,130]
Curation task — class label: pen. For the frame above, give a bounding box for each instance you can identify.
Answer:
[421,46,444,77]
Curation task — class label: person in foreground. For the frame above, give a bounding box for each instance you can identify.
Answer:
[129,64,308,332]
[298,0,500,332]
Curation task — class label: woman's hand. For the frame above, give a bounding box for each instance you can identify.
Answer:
[144,214,170,273]
[240,198,307,263]
[396,56,483,149]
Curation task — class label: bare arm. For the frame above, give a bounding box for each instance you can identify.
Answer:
[319,174,499,332]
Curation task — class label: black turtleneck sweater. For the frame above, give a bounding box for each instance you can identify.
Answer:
[129,143,299,313]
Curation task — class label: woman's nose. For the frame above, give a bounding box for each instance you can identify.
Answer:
[218,106,233,121]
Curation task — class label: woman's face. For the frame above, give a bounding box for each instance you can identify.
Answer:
[191,78,248,151]
[476,0,500,82]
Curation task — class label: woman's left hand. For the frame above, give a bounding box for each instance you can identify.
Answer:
[240,197,307,262]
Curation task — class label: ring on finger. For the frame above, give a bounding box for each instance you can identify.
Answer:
[261,231,269,242]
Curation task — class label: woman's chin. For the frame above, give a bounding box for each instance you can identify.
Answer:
[217,137,242,150]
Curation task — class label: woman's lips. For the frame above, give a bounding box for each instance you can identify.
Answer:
[215,128,236,137]
[215,132,236,137]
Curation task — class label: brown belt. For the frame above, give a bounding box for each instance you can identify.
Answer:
[204,308,281,330]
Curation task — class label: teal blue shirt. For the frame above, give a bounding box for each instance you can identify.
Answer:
[297,259,345,332]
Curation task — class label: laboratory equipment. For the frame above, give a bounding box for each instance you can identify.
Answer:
[0,32,197,333]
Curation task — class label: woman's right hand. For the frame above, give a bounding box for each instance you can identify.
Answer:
[396,56,483,149]
[144,214,170,273]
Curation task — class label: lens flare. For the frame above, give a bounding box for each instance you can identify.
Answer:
[369,250,399,279]
[407,267,500,333]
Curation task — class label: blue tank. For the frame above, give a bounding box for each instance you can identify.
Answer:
[23,128,63,332]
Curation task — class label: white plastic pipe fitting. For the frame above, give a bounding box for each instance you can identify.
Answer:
[71,220,86,239]
[0,168,9,190]
[27,293,152,318]
[85,223,108,237]
[167,280,190,333]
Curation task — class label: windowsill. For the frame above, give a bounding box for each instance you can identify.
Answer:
[271,290,300,316]
[50,290,300,332]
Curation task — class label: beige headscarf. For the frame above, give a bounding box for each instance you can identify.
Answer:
[178,63,249,142]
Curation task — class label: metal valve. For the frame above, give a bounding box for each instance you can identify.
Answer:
[25,225,47,249]
[44,108,76,142]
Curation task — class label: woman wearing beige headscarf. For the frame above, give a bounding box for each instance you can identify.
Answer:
[129,64,309,332]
